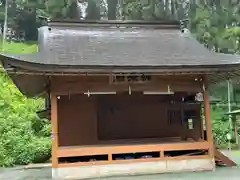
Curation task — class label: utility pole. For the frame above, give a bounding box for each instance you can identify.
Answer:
[227,79,233,151]
[2,0,8,51]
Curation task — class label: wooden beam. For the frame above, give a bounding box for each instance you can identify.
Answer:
[51,93,59,168]
[57,141,209,158]
[50,76,201,95]
[202,77,214,158]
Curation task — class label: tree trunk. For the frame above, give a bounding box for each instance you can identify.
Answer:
[107,0,118,20]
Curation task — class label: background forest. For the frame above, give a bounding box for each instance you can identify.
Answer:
[0,0,239,167]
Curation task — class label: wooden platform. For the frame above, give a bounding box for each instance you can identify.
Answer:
[56,138,210,168]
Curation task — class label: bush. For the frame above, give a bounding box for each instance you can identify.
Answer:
[212,120,231,145]
[211,105,240,147]
[0,74,51,167]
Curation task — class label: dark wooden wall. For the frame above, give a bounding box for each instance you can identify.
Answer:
[98,93,177,140]
[58,94,98,146]
[57,93,202,147]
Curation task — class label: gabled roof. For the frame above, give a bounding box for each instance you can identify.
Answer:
[1,21,240,72]
[0,21,240,97]
[40,26,238,67]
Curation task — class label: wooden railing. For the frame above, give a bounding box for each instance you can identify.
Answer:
[56,140,211,168]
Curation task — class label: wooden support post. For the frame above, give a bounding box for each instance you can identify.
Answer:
[234,119,239,148]
[202,78,214,158]
[160,151,164,159]
[51,93,58,168]
[200,112,204,140]
[108,154,113,162]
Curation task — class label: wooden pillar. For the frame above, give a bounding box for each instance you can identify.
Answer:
[202,78,214,158]
[233,117,239,149]
[235,122,239,146]
[51,93,58,168]
[200,113,204,140]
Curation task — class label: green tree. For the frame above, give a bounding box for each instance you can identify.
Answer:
[0,73,51,167]
[0,0,47,41]
[189,0,240,53]
[45,0,73,19]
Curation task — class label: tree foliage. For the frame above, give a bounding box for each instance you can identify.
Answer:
[189,0,240,53]
[0,72,51,167]
[0,42,51,167]
[0,0,238,53]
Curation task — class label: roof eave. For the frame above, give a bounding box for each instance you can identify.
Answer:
[1,53,240,74]
[1,53,240,98]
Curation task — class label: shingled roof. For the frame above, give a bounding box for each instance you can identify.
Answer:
[0,21,240,96]
[1,21,240,72]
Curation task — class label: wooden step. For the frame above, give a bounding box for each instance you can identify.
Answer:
[214,148,237,167]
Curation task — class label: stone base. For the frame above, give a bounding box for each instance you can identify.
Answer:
[53,159,215,180]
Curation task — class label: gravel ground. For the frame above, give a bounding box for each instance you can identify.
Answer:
[0,167,52,180]
[0,167,240,180]
[0,150,239,180]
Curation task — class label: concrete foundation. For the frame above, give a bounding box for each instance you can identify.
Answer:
[53,158,215,180]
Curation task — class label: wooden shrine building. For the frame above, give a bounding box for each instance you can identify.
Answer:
[1,21,240,179]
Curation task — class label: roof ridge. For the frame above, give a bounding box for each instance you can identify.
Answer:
[48,20,181,29]
[49,19,180,25]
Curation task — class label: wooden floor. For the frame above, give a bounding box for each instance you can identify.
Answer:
[57,137,209,160]
[60,137,198,149]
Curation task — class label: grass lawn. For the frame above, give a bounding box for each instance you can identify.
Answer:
[232,151,240,155]
[0,41,38,54]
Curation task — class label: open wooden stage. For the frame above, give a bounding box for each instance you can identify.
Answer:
[48,75,217,179]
